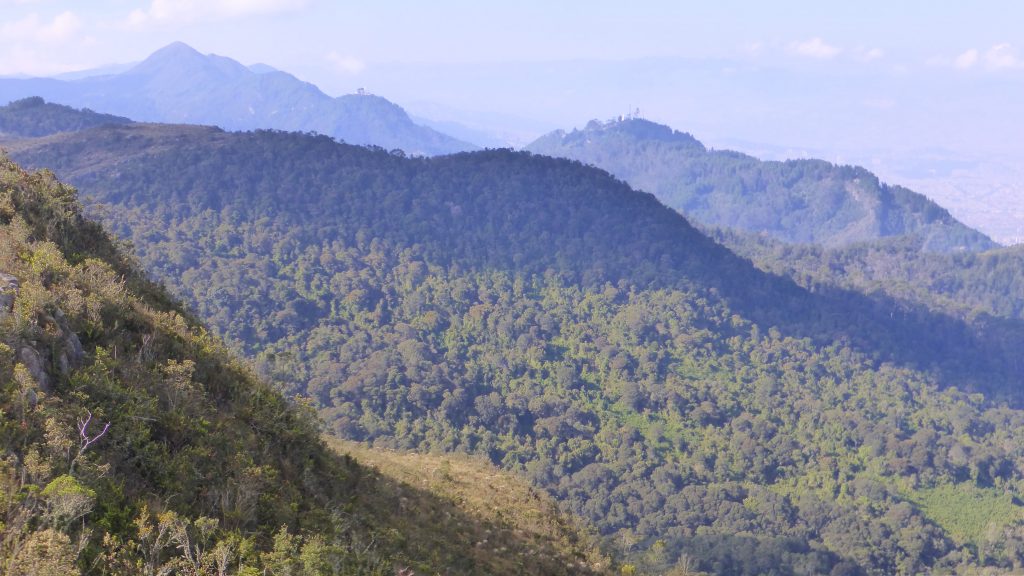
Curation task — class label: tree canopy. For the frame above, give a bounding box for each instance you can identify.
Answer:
[7,123,1024,574]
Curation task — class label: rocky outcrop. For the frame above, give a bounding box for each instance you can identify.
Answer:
[3,271,84,390]
[52,308,83,376]
[18,345,50,393]
[0,272,17,315]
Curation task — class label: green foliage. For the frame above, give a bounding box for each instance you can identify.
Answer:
[716,228,1024,326]
[0,157,604,575]
[41,475,96,526]
[910,484,1023,546]
[0,97,132,139]
[527,118,995,252]
[8,123,1024,574]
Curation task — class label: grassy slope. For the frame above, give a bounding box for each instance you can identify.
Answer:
[331,439,611,575]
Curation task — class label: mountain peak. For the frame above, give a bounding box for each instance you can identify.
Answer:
[248,63,279,74]
[534,117,705,152]
[127,41,248,79]
[586,117,705,147]
[527,119,995,252]
[126,41,203,75]
[338,92,407,115]
[145,41,203,62]
[0,44,476,155]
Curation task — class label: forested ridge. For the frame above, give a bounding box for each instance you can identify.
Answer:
[7,119,1024,574]
[713,227,1024,325]
[527,118,995,253]
[0,96,132,139]
[0,158,609,574]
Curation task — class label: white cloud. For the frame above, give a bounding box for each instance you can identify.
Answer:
[861,47,884,62]
[0,10,86,77]
[985,43,1020,69]
[954,48,979,69]
[789,37,840,60]
[125,0,307,27]
[951,44,1021,71]
[0,11,81,43]
[326,51,365,74]
[740,41,764,56]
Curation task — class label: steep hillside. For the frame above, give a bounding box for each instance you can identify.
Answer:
[0,43,474,156]
[8,124,1024,574]
[0,158,608,575]
[0,97,132,138]
[714,228,1024,326]
[527,118,995,252]
[5,124,1017,388]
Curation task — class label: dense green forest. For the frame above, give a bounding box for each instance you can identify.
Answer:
[712,228,1024,325]
[0,158,608,574]
[9,121,1024,574]
[527,118,995,253]
[0,97,132,139]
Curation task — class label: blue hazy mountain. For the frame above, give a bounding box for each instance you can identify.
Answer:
[0,42,475,156]
[528,118,996,252]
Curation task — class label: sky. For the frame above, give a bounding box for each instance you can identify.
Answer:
[2,0,1021,142]
[1,0,1022,241]
[2,1,1022,82]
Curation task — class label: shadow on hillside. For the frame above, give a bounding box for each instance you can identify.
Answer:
[713,248,1024,405]
[8,125,1023,406]
[335,446,606,576]
[652,533,864,576]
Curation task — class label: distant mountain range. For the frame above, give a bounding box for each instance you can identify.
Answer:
[528,118,996,252]
[0,42,476,156]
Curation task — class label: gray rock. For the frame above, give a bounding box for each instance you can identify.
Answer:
[52,308,84,374]
[58,332,84,376]
[0,272,18,314]
[18,346,51,393]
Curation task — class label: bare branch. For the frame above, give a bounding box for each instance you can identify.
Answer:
[70,410,110,474]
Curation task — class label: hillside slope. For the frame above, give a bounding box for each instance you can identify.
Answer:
[714,229,1024,332]
[527,118,995,252]
[330,439,609,575]
[5,123,1017,388]
[0,97,132,138]
[0,158,607,575]
[8,124,1024,574]
[0,43,474,156]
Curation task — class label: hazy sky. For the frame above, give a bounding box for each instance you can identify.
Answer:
[3,1,1021,146]
[2,1,1022,82]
